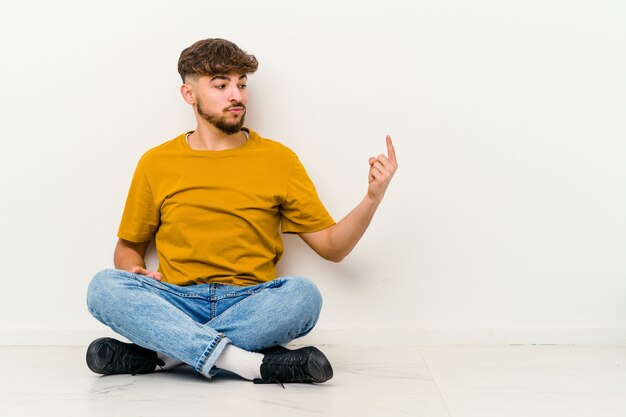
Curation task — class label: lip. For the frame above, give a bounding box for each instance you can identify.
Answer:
[227,107,244,113]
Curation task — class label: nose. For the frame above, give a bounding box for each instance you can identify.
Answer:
[228,85,243,102]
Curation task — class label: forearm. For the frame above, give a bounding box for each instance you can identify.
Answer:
[113,239,148,271]
[327,195,381,262]
[296,136,397,263]
[323,133,397,261]
[114,250,146,271]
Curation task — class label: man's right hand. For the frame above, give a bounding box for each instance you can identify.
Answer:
[130,266,163,281]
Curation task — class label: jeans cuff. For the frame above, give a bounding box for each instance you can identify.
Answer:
[197,334,230,378]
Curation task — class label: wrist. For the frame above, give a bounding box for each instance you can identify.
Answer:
[364,193,383,208]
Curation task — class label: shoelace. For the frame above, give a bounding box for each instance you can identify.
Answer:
[263,357,311,383]
[264,377,285,389]
[110,348,164,375]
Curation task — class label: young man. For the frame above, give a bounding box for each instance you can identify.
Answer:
[86,38,397,384]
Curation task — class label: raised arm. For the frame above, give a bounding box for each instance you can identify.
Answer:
[299,135,398,262]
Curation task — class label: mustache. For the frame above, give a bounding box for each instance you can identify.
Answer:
[225,102,246,111]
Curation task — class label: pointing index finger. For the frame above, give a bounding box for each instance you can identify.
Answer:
[386,135,397,165]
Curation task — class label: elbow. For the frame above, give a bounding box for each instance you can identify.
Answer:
[325,256,343,263]
[322,250,346,263]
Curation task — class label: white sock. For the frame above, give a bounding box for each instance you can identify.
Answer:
[214,344,263,380]
[156,352,185,371]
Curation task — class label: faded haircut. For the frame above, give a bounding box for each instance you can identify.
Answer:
[177,38,258,82]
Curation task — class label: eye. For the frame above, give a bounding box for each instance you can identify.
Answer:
[215,84,226,89]
[238,84,247,89]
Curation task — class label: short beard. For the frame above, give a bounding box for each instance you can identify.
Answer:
[197,100,246,135]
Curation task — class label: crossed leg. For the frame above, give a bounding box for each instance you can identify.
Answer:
[86,269,323,378]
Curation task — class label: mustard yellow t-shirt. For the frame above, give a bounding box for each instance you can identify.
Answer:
[117,128,335,286]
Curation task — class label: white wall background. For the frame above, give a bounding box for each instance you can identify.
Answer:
[0,0,624,345]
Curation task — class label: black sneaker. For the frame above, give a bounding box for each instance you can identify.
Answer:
[86,337,164,375]
[253,345,333,384]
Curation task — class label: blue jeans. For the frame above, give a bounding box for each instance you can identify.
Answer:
[86,269,322,377]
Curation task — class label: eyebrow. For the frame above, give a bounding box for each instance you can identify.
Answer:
[209,74,248,82]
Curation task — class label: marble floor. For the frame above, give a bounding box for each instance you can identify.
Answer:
[0,344,624,417]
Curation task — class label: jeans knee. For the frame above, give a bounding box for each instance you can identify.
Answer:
[282,276,323,324]
[86,269,125,316]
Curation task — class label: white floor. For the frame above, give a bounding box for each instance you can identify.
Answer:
[0,345,625,417]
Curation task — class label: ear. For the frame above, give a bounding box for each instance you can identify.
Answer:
[180,82,195,105]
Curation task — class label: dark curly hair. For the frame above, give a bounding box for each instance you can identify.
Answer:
[178,38,259,82]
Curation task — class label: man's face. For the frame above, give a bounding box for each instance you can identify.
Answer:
[192,73,248,135]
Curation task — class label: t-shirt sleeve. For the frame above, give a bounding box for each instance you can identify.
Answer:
[280,156,335,234]
[117,157,160,242]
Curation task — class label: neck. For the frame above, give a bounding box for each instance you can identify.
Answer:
[188,122,247,151]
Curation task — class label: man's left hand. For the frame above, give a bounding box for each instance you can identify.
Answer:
[367,135,398,203]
